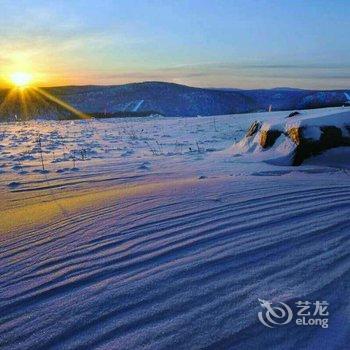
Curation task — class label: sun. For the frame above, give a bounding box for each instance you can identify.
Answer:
[10,72,33,88]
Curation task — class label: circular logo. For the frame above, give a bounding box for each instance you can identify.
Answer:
[258,298,293,328]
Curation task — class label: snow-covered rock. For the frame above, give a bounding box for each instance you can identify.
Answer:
[231,108,350,165]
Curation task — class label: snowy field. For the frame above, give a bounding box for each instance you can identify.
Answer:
[0,108,349,349]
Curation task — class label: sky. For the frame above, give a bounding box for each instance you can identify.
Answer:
[0,0,349,89]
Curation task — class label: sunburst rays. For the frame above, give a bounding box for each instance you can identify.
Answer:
[33,87,91,119]
[0,86,92,121]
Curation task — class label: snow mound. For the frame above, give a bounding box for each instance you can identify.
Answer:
[231,108,350,165]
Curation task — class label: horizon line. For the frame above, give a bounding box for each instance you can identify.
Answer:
[0,80,349,92]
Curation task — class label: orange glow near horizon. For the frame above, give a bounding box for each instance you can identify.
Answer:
[0,76,91,120]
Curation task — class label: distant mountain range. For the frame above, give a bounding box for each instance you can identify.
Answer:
[0,81,349,120]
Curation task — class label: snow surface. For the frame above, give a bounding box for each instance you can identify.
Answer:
[0,107,349,349]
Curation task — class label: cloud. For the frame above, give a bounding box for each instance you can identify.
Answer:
[38,60,350,89]
[0,57,11,65]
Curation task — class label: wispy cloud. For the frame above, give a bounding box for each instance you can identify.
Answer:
[36,61,350,89]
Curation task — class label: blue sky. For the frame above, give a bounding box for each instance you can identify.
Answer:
[0,0,349,88]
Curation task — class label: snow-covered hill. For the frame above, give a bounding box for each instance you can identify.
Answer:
[1,82,349,120]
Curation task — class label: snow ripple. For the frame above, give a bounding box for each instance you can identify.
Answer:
[0,180,349,349]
